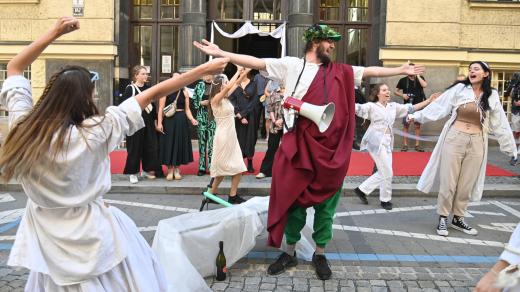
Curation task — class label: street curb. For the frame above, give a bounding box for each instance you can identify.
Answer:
[1,178,518,197]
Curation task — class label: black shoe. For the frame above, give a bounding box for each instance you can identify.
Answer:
[312,253,332,280]
[354,187,368,204]
[352,141,361,151]
[228,195,246,204]
[451,216,478,235]
[197,170,206,176]
[380,201,393,210]
[247,159,254,173]
[267,252,298,275]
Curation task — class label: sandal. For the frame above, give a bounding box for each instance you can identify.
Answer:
[401,145,408,152]
[415,145,424,152]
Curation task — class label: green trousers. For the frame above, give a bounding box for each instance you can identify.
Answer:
[284,189,341,248]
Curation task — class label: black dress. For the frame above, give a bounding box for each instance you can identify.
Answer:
[122,84,162,175]
[159,90,194,166]
[229,80,261,158]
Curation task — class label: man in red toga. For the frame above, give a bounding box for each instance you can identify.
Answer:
[194,24,424,280]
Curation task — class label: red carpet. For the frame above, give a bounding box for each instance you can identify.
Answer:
[109,151,516,177]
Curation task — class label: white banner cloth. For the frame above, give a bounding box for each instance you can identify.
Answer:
[210,21,286,57]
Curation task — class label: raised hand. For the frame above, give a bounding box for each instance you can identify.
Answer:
[52,16,80,38]
[401,61,425,76]
[203,57,230,75]
[193,39,224,57]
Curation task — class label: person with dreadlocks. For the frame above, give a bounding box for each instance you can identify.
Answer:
[408,61,517,237]
[192,74,217,176]
[0,17,227,291]
[194,24,425,280]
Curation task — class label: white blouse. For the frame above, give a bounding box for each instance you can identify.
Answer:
[355,101,413,154]
[0,75,144,285]
[411,83,517,201]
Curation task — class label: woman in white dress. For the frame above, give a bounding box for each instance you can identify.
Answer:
[0,17,227,291]
[353,83,434,210]
[208,66,251,204]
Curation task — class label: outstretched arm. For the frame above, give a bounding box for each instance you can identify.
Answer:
[363,62,425,79]
[212,67,251,105]
[194,39,266,71]
[7,17,79,77]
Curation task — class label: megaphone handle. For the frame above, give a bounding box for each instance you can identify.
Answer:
[283,112,298,132]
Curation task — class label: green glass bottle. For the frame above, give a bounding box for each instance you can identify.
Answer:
[215,241,227,281]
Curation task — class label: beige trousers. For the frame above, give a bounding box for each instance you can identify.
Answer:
[437,127,484,217]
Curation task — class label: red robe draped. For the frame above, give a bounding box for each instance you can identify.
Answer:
[267,62,355,248]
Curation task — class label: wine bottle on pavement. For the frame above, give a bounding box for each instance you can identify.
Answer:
[215,241,227,281]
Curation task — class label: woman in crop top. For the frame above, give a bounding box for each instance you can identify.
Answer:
[409,61,517,238]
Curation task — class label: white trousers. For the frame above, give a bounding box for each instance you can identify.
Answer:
[359,134,393,202]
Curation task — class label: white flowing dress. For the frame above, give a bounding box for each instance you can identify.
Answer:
[0,75,167,291]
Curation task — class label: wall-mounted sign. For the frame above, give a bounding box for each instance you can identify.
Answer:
[162,55,172,74]
[72,0,84,17]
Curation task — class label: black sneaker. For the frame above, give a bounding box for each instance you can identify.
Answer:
[267,252,298,275]
[354,187,368,204]
[311,253,332,280]
[228,195,246,204]
[510,157,518,166]
[197,170,206,176]
[380,201,393,210]
[451,216,478,235]
[436,216,449,236]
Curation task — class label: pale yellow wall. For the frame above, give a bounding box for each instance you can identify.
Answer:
[0,0,116,100]
[385,0,520,50]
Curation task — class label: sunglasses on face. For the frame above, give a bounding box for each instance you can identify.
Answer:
[89,71,99,83]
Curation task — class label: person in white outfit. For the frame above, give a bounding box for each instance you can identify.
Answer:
[0,17,227,291]
[353,83,434,210]
[409,61,517,237]
[475,223,520,292]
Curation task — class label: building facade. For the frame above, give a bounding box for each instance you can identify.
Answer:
[1,0,519,118]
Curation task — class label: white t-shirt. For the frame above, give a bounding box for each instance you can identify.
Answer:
[263,56,365,100]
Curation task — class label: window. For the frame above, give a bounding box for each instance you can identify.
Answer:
[492,70,516,119]
[253,0,282,21]
[216,0,244,20]
[0,63,31,115]
[315,0,372,65]
[160,0,181,19]
[133,0,153,20]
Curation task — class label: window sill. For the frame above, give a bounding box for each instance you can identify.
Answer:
[469,1,520,9]
[0,0,39,3]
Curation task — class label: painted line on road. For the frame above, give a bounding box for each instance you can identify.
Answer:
[332,224,506,248]
[490,201,520,218]
[138,226,157,232]
[0,218,20,233]
[0,208,24,225]
[335,201,490,217]
[467,210,506,217]
[246,251,498,264]
[0,194,15,203]
[105,199,198,213]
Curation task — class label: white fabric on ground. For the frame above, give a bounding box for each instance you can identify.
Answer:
[152,196,315,292]
[25,207,167,292]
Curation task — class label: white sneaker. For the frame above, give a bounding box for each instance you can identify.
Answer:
[256,172,266,179]
[129,175,138,184]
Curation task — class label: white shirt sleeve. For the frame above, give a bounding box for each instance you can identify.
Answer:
[352,66,365,88]
[500,223,520,265]
[395,103,414,119]
[263,57,291,85]
[80,97,145,152]
[0,75,33,130]
[355,103,372,120]
[412,83,461,124]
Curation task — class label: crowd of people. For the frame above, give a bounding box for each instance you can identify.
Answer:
[0,17,519,290]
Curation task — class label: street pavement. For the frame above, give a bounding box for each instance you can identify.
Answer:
[0,146,517,291]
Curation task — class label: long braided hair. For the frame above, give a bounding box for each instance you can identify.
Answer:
[0,66,99,181]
